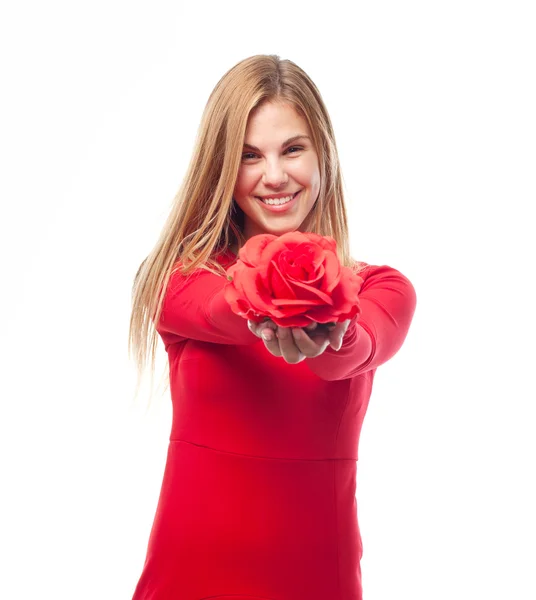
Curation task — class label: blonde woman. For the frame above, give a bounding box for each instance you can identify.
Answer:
[129,54,417,600]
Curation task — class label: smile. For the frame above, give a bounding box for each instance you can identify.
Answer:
[255,190,302,212]
[256,190,301,205]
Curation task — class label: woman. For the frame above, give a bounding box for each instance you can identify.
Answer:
[129,54,416,600]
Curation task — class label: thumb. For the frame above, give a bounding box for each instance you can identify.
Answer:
[328,320,351,351]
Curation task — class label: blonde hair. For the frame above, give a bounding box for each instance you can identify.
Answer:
[128,54,366,406]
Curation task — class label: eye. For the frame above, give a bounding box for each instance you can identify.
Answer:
[241,146,304,161]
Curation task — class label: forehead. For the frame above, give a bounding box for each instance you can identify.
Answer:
[244,101,310,142]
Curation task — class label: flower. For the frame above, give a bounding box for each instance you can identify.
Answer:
[223,231,363,327]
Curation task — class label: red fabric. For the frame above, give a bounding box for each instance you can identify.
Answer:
[131,248,417,600]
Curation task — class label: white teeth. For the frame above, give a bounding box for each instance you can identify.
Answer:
[260,194,294,205]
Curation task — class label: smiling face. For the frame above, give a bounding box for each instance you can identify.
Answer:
[232,100,321,242]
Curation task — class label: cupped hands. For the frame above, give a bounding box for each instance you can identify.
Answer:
[247,318,351,364]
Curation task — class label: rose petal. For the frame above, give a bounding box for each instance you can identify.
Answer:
[284,279,333,305]
[331,270,363,311]
[284,243,316,276]
[238,270,271,311]
[257,234,294,266]
[272,298,323,306]
[270,314,314,327]
[239,234,277,267]
[269,259,297,299]
[322,250,342,294]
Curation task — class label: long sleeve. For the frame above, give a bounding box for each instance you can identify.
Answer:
[305,264,417,381]
[156,264,259,347]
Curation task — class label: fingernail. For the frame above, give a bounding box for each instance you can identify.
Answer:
[262,331,272,341]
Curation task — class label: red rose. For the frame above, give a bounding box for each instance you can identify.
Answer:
[224,231,363,328]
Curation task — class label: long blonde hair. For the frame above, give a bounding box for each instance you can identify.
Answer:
[128,54,366,406]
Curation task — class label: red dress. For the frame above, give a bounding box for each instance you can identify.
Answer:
[131,248,417,600]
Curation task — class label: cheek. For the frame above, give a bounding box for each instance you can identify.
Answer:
[310,160,321,191]
[305,164,321,203]
[233,172,245,196]
[313,169,321,193]
[234,169,256,197]
[295,157,320,187]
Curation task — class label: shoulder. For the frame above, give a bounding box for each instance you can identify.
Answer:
[166,252,231,292]
[350,259,370,273]
[351,260,416,295]
[349,259,375,282]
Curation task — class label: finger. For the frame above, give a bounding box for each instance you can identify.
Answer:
[260,326,276,342]
[328,319,351,350]
[276,326,305,364]
[259,319,277,333]
[247,319,286,357]
[292,327,331,357]
[328,330,343,351]
[262,330,283,356]
[248,318,276,338]
[257,322,282,355]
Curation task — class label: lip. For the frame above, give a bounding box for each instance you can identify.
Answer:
[255,190,301,213]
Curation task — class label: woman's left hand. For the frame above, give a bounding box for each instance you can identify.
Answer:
[247,318,351,364]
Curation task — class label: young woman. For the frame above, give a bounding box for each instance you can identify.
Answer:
[129,54,417,600]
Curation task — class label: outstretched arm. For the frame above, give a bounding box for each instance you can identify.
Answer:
[156,264,259,347]
[304,264,417,380]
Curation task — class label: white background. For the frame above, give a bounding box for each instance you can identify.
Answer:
[1,1,535,599]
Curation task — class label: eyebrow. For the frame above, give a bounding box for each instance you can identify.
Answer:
[243,135,311,152]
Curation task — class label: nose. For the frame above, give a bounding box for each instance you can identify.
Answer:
[262,157,288,188]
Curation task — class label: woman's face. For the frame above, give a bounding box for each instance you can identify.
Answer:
[233,100,321,241]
